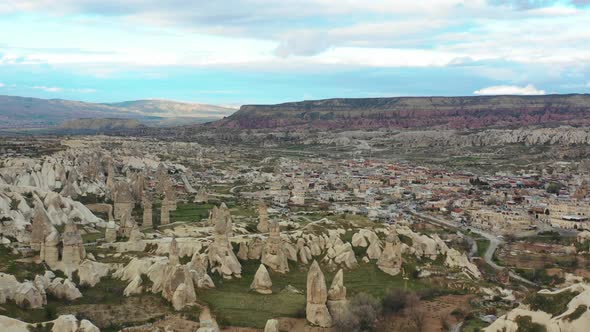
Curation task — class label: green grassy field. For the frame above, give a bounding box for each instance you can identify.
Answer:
[198,260,430,328]
[476,239,490,258]
[0,246,46,282]
[170,202,215,223]
[82,229,104,243]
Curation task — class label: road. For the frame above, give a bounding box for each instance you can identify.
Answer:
[229,184,248,194]
[407,210,537,287]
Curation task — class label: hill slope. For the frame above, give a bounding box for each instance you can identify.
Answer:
[214,94,590,130]
[0,95,236,128]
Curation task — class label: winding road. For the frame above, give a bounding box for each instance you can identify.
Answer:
[407,210,537,287]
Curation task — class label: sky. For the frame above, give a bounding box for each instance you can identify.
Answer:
[0,0,589,106]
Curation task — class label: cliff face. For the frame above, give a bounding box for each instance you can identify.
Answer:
[216,94,590,130]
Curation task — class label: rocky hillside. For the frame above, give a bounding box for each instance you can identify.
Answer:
[215,94,590,130]
[105,99,234,118]
[0,95,235,128]
[58,118,145,131]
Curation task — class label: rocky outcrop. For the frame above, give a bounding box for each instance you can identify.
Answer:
[264,319,279,332]
[0,314,99,332]
[0,273,46,309]
[196,308,220,332]
[306,261,332,328]
[485,284,590,332]
[47,278,83,301]
[207,204,241,279]
[52,314,100,332]
[444,248,482,279]
[77,260,110,287]
[327,269,348,322]
[257,201,269,233]
[250,264,273,294]
[215,94,590,130]
[377,228,403,276]
[261,221,289,273]
[123,275,143,296]
[322,242,357,270]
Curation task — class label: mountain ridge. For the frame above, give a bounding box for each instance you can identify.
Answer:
[0,95,236,128]
[214,94,590,130]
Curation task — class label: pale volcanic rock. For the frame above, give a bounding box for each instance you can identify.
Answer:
[114,256,165,282]
[327,269,346,301]
[104,220,118,243]
[332,242,358,269]
[396,225,447,259]
[14,281,46,309]
[52,314,100,332]
[0,273,46,309]
[196,308,220,332]
[237,241,249,260]
[306,260,332,328]
[168,237,180,266]
[444,248,482,279]
[189,252,215,289]
[250,264,273,294]
[247,238,264,260]
[308,235,322,256]
[327,269,348,322]
[124,275,144,296]
[263,319,280,332]
[0,314,99,332]
[366,240,382,260]
[351,232,368,247]
[261,220,289,273]
[172,276,197,311]
[207,204,242,279]
[30,202,54,251]
[377,229,403,276]
[297,238,312,264]
[61,221,86,269]
[47,278,82,301]
[77,260,110,287]
[0,315,31,332]
[154,238,203,258]
[284,241,298,262]
[257,201,270,233]
[485,284,590,332]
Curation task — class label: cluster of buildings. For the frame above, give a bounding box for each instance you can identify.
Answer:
[206,154,590,235]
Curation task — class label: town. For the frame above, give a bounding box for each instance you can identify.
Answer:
[1,135,588,332]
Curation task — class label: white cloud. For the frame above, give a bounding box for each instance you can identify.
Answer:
[72,88,97,93]
[473,84,546,95]
[0,82,5,88]
[33,86,64,92]
[30,86,96,93]
[0,0,589,84]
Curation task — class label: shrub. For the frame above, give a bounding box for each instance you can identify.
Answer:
[564,305,587,322]
[10,198,20,210]
[382,289,411,315]
[515,315,547,332]
[334,292,382,332]
[525,290,579,317]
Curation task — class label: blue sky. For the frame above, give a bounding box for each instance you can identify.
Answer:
[0,0,589,107]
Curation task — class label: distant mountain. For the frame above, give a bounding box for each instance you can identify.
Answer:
[0,95,236,128]
[213,94,590,130]
[105,100,234,118]
[59,118,145,131]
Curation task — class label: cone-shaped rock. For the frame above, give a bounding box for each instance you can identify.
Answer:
[250,264,273,294]
[306,260,332,327]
